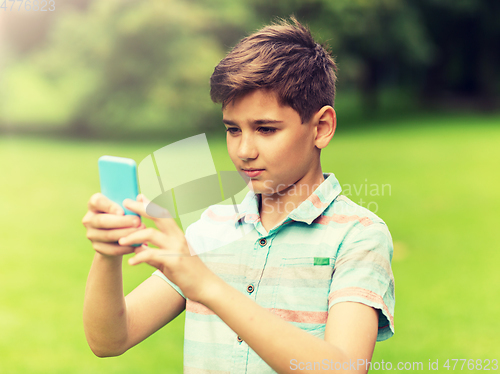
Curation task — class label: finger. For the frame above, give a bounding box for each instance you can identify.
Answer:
[132,243,148,255]
[124,198,179,233]
[87,226,144,243]
[124,198,173,219]
[90,213,141,230]
[93,241,137,257]
[88,193,124,215]
[128,245,160,266]
[118,227,167,248]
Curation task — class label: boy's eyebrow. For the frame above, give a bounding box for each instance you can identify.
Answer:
[223,119,283,126]
[222,119,238,126]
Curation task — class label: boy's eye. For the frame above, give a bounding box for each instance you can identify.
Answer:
[258,127,277,134]
[225,127,277,135]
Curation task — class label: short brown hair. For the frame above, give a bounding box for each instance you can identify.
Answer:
[210,17,337,123]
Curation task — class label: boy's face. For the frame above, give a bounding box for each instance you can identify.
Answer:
[223,89,321,197]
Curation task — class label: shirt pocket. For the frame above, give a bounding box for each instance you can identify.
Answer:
[273,256,334,315]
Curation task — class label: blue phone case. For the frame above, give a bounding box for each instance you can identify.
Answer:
[98,155,140,216]
[98,155,141,247]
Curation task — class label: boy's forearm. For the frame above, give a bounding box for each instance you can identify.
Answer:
[199,273,349,374]
[83,253,129,357]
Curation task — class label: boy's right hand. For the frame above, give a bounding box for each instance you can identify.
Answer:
[82,193,145,257]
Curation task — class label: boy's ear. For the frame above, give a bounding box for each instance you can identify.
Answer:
[313,106,336,149]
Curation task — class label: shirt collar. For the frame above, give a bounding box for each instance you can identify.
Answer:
[233,173,342,227]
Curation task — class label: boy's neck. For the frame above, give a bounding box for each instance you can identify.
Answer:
[258,169,325,232]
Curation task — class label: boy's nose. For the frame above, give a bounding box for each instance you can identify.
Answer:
[237,134,258,161]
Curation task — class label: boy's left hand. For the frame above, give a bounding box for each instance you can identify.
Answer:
[119,195,213,302]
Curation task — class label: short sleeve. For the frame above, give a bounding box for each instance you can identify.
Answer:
[152,269,185,299]
[328,222,395,341]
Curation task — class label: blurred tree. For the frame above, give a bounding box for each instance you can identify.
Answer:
[250,0,500,111]
[417,0,500,108]
[249,0,434,112]
[32,0,256,137]
[3,0,498,136]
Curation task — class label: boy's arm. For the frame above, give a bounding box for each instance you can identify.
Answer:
[198,270,378,374]
[82,194,185,357]
[83,253,185,357]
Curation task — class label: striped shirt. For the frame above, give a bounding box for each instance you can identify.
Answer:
[154,173,395,373]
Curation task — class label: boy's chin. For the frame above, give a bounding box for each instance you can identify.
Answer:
[246,180,270,195]
[249,181,285,196]
[246,180,262,193]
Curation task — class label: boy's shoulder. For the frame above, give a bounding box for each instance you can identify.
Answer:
[325,194,388,227]
[320,194,393,252]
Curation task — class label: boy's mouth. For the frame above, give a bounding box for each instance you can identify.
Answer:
[242,168,264,178]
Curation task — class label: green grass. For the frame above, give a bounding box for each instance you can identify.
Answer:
[1,112,499,372]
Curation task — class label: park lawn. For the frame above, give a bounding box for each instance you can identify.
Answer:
[0,112,499,373]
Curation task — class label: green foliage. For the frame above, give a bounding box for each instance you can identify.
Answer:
[417,0,500,99]
[1,0,498,136]
[24,0,255,135]
[250,0,433,74]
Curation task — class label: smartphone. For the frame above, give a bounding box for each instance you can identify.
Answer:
[98,155,140,217]
[99,155,141,247]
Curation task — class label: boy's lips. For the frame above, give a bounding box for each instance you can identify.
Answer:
[242,168,264,178]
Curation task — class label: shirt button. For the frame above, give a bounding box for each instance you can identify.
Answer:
[237,336,243,342]
[247,284,254,294]
[259,238,267,246]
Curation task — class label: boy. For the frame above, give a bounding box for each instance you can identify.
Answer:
[82,18,394,373]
